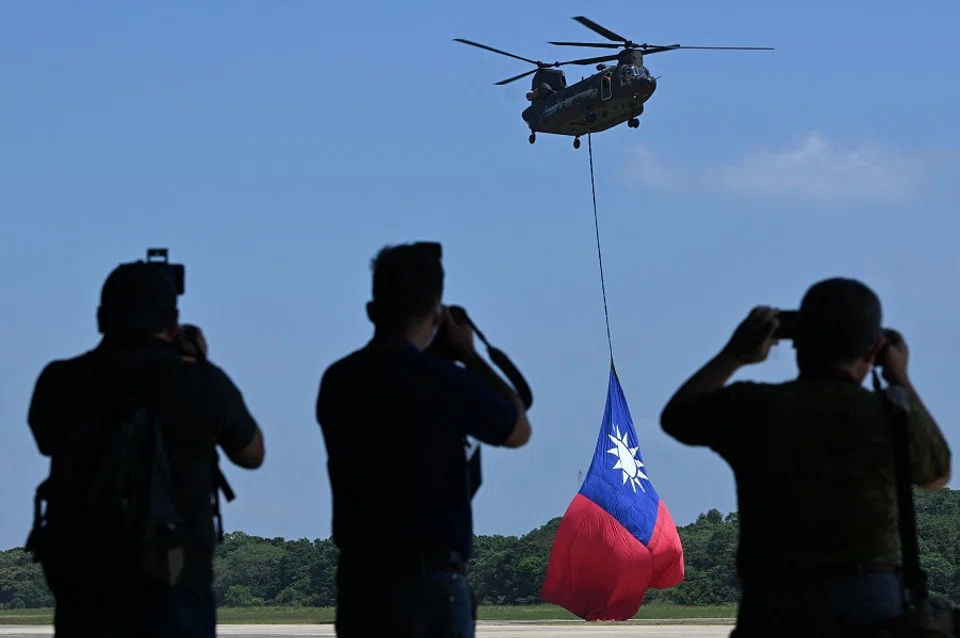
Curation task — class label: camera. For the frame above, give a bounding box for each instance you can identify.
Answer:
[772,310,800,340]
[146,248,185,296]
[875,330,901,369]
[772,310,897,368]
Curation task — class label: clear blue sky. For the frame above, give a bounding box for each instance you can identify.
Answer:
[1,1,959,550]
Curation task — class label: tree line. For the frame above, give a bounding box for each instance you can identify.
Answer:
[2,488,959,609]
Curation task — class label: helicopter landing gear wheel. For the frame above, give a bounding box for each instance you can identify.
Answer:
[529,132,536,144]
[573,137,581,149]
[628,118,640,128]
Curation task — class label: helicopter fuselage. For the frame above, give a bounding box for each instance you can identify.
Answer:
[522,62,656,139]
[455,15,772,148]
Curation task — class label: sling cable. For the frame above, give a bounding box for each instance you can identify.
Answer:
[538,131,687,621]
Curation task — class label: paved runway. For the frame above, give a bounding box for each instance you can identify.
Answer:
[0,622,735,637]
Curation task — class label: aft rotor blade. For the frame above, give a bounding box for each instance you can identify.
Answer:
[453,38,543,66]
[495,68,538,86]
[572,16,630,44]
[548,41,621,49]
[652,45,775,52]
[637,45,682,55]
[564,54,620,66]
[678,45,774,50]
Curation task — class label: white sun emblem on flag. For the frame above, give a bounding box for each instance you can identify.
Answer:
[607,425,648,493]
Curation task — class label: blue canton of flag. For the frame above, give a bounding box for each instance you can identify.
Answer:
[579,367,661,546]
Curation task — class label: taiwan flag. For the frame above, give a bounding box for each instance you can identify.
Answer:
[540,364,684,621]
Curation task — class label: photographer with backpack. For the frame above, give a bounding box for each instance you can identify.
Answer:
[659,278,952,637]
[25,258,266,638]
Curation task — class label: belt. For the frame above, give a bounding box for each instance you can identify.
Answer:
[339,548,467,576]
[743,563,899,587]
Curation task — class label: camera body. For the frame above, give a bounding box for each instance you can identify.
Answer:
[772,310,800,340]
[146,248,185,296]
[773,310,896,368]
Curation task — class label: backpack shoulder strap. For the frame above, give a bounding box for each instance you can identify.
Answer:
[215,466,235,502]
[211,463,235,542]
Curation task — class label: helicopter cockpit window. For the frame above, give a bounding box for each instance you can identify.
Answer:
[620,66,644,85]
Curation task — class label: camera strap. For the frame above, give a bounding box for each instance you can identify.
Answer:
[872,369,928,605]
[465,322,533,411]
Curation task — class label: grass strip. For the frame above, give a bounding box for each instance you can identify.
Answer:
[0,603,737,626]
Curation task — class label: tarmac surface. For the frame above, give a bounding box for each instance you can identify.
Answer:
[0,622,735,637]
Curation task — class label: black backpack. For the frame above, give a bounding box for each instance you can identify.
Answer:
[25,404,235,593]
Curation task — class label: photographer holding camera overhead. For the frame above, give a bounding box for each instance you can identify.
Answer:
[316,241,532,638]
[660,278,951,637]
[25,249,266,638]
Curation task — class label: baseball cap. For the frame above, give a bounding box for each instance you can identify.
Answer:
[98,261,178,334]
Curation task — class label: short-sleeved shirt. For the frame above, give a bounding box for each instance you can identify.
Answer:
[27,337,260,590]
[316,341,518,561]
[661,375,951,583]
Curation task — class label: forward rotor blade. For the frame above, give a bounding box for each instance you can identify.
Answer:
[495,68,538,86]
[453,38,543,66]
[572,16,630,43]
[548,41,621,49]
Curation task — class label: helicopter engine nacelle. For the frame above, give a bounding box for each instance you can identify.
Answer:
[525,90,537,101]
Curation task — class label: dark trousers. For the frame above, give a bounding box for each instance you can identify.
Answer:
[733,569,903,637]
[52,584,216,638]
[336,553,476,638]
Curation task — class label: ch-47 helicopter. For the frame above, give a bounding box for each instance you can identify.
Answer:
[455,16,773,149]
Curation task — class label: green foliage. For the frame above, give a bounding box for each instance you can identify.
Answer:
[2,489,959,609]
[0,549,53,610]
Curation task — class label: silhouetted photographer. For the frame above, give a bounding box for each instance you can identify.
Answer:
[316,241,532,638]
[659,277,952,637]
[25,249,266,638]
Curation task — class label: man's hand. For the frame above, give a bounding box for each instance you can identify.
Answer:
[175,324,209,361]
[722,306,781,365]
[880,329,909,386]
[437,307,477,362]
